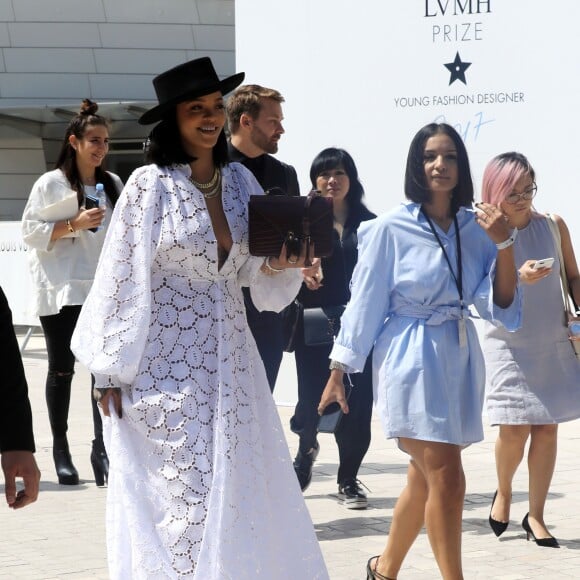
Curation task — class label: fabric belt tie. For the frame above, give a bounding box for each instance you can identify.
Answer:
[394,304,466,326]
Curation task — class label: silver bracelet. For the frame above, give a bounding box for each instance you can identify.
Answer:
[329,360,349,372]
[496,228,518,251]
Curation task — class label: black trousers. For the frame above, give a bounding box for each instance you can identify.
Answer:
[290,316,373,484]
[39,305,102,441]
[243,287,285,392]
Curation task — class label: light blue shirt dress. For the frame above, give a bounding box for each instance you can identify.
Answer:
[330,202,522,446]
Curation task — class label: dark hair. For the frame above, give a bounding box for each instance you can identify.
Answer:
[144,109,229,168]
[404,123,474,213]
[55,99,118,207]
[309,148,365,208]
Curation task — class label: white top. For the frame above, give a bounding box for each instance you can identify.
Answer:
[21,168,123,317]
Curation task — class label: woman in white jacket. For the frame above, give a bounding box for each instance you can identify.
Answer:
[22,99,123,486]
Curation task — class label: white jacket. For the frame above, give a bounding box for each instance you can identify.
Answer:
[21,168,123,317]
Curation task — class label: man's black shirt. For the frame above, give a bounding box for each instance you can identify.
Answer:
[228,143,300,197]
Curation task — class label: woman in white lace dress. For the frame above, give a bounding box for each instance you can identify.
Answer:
[71,57,328,579]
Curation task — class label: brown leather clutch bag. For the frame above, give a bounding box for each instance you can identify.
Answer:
[248,191,334,265]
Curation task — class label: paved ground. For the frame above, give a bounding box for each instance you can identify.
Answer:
[2,330,580,579]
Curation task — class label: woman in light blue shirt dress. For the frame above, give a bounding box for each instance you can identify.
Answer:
[318,123,522,580]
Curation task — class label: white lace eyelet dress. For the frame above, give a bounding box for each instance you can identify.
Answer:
[71,162,329,580]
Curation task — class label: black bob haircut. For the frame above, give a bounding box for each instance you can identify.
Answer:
[309,147,365,207]
[404,123,474,213]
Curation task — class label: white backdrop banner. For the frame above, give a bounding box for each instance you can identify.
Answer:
[236,0,579,231]
[0,221,37,327]
[236,0,580,404]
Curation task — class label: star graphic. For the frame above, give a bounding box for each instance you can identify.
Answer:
[444,52,471,85]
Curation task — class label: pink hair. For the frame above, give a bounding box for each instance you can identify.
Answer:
[481,153,533,205]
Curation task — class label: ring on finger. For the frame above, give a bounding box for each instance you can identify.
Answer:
[288,257,298,264]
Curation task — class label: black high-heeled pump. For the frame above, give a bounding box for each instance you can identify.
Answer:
[90,438,109,487]
[366,556,396,580]
[521,513,559,548]
[489,490,509,537]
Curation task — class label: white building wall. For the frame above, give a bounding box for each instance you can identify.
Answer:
[0,0,235,106]
[0,125,45,219]
[0,0,235,219]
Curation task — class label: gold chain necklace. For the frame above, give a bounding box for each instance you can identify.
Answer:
[189,167,222,199]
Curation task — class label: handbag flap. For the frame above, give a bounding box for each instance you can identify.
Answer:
[249,195,334,257]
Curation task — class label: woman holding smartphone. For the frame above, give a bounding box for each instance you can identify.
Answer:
[318,124,521,579]
[22,99,123,486]
[481,152,580,547]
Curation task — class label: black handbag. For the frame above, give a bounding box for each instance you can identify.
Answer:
[248,190,333,266]
[282,300,302,353]
[303,305,345,346]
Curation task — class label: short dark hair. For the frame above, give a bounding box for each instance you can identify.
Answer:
[144,110,229,167]
[404,123,474,212]
[309,147,365,207]
[226,85,285,134]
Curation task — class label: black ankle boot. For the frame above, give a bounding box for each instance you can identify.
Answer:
[91,438,109,487]
[53,436,79,485]
[46,371,79,485]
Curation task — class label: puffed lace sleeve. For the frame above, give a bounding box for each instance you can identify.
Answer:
[71,165,161,387]
[231,163,303,312]
[242,255,303,312]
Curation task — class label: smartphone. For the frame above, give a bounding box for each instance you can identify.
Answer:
[317,403,344,434]
[531,257,554,270]
[317,376,352,434]
[84,193,100,232]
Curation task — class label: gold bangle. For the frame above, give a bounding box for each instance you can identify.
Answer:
[66,219,75,233]
[260,257,284,275]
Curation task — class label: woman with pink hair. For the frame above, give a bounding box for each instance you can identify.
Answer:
[482,152,580,547]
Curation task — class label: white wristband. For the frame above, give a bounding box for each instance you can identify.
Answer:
[496,228,518,251]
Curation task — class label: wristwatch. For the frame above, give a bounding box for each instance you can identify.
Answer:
[329,360,349,372]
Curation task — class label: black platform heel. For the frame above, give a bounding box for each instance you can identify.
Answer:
[489,490,509,537]
[521,513,559,548]
[90,438,109,487]
[366,556,396,580]
[53,436,79,485]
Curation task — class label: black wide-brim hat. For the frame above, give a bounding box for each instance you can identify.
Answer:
[139,56,245,125]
